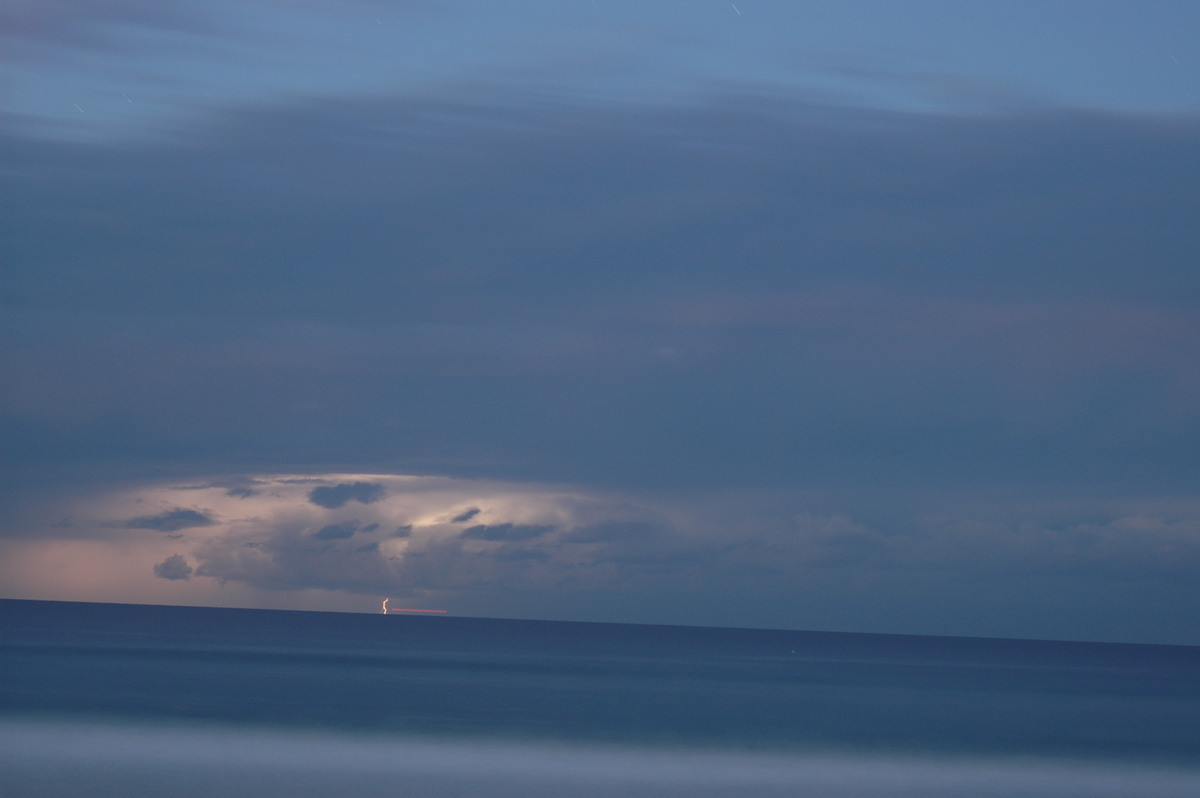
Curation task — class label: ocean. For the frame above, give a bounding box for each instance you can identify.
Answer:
[2,599,1197,796]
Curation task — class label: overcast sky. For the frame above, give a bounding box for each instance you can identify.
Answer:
[3,1,1199,644]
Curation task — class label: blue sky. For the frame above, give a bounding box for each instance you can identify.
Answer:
[2,1,1199,643]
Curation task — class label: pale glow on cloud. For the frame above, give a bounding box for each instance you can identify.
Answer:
[2,472,1198,637]
[0,473,680,613]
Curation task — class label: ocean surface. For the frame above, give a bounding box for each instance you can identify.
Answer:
[2,599,1197,797]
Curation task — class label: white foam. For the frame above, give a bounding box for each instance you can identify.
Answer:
[2,718,1197,798]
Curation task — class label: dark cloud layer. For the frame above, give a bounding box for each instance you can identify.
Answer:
[308,483,385,509]
[314,521,361,541]
[460,524,555,542]
[3,93,1196,498]
[125,509,215,532]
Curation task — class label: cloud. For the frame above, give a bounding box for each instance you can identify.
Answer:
[0,0,217,51]
[7,472,1198,640]
[314,521,360,541]
[125,509,215,532]
[143,473,689,597]
[140,477,1200,605]
[451,508,481,523]
[492,548,550,563]
[153,553,193,580]
[308,482,385,509]
[2,94,1196,498]
[460,523,554,542]
[564,521,663,544]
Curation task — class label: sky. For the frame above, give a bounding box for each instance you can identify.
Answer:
[2,1,1199,644]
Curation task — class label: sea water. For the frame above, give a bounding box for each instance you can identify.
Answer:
[2,599,1197,797]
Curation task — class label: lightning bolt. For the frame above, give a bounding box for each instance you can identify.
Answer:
[381,597,389,615]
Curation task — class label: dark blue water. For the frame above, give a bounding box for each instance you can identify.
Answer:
[3,599,1198,797]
